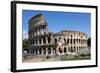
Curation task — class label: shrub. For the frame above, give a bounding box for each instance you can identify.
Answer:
[80,54,85,57]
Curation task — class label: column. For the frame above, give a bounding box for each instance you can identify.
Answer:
[37,48,40,55]
[50,47,53,55]
[66,47,68,54]
[34,49,36,55]
[46,48,48,55]
[56,47,59,55]
[46,37,48,45]
[51,47,53,55]
[37,39,39,45]
[41,38,43,45]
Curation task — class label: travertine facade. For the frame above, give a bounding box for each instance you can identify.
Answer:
[28,13,88,56]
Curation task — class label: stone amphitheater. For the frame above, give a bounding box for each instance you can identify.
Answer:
[28,13,89,56]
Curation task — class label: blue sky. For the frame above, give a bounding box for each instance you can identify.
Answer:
[22,10,91,39]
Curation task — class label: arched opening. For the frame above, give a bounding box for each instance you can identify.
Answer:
[43,48,46,55]
[81,36,82,38]
[59,48,62,53]
[77,39,78,43]
[67,39,69,43]
[70,39,72,44]
[39,48,42,54]
[48,37,51,44]
[64,47,67,53]
[36,49,38,55]
[71,35,73,38]
[55,38,57,43]
[73,39,75,44]
[64,38,66,43]
[43,37,46,44]
[74,46,76,51]
[48,48,51,54]
[59,38,61,42]
[39,38,41,44]
[32,49,35,55]
[53,48,56,54]
[70,46,74,52]
[79,39,80,43]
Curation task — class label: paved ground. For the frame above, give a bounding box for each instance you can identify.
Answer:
[23,55,61,63]
[22,54,91,63]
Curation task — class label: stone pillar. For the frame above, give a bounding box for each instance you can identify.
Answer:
[56,47,59,55]
[50,47,52,55]
[46,37,48,45]
[46,48,48,55]
[41,38,43,45]
[34,49,36,55]
[69,38,70,45]
[37,49,40,55]
[66,47,68,54]
[37,39,39,45]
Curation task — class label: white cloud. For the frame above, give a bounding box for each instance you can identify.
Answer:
[23,30,28,39]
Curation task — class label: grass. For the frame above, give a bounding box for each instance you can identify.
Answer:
[22,54,91,62]
[61,54,91,61]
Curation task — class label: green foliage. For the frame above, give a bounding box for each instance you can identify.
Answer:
[87,37,91,47]
[80,54,85,57]
[23,39,29,50]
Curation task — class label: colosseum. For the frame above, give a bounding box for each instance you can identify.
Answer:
[28,13,88,56]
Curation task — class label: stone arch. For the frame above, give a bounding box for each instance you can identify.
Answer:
[64,38,66,43]
[43,37,46,44]
[36,48,38,55]
[59,38,61,42]
[39,48,42,54]
[54,38,57,43]
[43,48,46,55]
[79,39,80,43]
[67,38,69,43]
[70,39,72,44]
[74,39,75,44]
[70,46,73,52]
[39,38,41,44]
[59,47,62,53]
[48,48,51,54]
[53,48,56,54]
[74,46,76,52]
[48,37,51,44]
[71,35,73,38]
[76,39,78,43]
[64,47,67,53]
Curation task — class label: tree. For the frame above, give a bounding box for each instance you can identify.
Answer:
[87,37,91,47]
[23,39,29,51]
